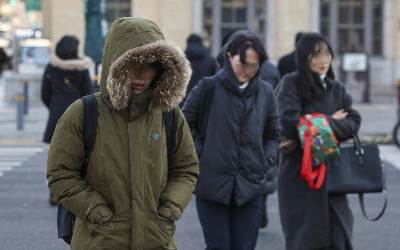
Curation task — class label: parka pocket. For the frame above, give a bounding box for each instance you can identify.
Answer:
[76,214,130,250]
[145,212,176,249]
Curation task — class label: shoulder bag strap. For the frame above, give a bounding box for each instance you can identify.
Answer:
[162,109,176,164]
[352,133,387,221]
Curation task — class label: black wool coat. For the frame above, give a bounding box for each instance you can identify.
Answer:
[41,56,92,143]
[277,72,361,250]
[183,59,281,206]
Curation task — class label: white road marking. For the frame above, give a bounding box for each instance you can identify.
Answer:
[378,145,400,170]
[0,146,45,178]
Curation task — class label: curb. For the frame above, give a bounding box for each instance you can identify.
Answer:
[359,134,394,145]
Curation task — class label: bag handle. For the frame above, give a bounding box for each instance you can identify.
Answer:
[351,133,387,221]
[351,133,364,156]
[358,192,387,221]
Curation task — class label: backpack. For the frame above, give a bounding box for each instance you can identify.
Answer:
[297,113,340,189]
[57,94,176,245]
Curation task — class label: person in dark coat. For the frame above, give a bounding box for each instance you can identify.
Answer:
[217,28,280,229]
[41,35,92,205]
[277,33,361,250]
[183,34,281,250]
[0,48,8,74]
[180,34,218,107]
[217,29,281,89]
[277,32,303,77]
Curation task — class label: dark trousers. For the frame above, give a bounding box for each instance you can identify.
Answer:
[196,196,263,250]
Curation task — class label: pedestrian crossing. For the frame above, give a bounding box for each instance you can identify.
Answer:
[379,145,400,170]
[0,121,45,133]
[0,108,46,133]
[0,146,45,178]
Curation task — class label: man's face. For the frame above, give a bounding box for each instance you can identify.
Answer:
[129,64,157,94]
[228,48,260,84]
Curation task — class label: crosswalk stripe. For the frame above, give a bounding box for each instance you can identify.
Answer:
[0,146,45,178]
[0,162,22,167]
[0,147,44,153]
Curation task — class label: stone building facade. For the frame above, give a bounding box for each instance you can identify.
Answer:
[41,0,400,100]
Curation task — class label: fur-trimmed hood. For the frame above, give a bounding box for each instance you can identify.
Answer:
[49,54,92,71]
[101,17,191,111]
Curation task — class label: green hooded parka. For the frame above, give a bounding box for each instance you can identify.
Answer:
[47,18,199,250]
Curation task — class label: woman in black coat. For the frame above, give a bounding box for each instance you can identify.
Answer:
[183,34,281,250]
[277,33,361,250]
[41,35,92,205]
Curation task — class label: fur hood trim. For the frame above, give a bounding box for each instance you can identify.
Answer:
[106,40,191,111]
[49,54,93,71]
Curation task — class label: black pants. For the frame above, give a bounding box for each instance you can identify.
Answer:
[196,196,263,250]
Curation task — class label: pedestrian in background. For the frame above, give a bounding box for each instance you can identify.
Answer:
[277,32,303,78]
[183,34,281,250]
[218,28,280,229]
[277,32,361,250]
[0,47,9,74]
[41,35,92,206]
[47,17,199,249]
[218,29,281,89]
[181,33,218,107]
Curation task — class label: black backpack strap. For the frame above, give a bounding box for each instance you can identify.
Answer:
[81,94,98,177]
[162,109,176,163]
[198,77,216,136]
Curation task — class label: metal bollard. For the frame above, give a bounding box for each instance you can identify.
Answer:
[16,92,25,130]
[23,79,29,115]
[397,80,400,120]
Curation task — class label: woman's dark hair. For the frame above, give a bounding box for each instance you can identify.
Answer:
[295,32,335,102]
[227,34,267,65]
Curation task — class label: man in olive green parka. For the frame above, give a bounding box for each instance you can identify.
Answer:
[47,17,199,250]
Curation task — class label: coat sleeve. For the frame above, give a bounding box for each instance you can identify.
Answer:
[47,100,113,223]
[263,88,281,164]
[262,89,281,193]
[182,80,207,155]
[41,65,52,108]
[278,75,302,139]
[158,108,199,221]
[328,85,361,141]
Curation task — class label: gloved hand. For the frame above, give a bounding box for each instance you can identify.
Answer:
[87,205,114,224]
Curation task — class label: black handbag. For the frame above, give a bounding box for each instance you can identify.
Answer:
[326,134,387,221]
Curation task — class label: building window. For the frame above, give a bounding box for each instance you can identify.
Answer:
[202,0,267,55]
[105,0,131,27]
[221,0,247,46]
[320,0,383,56]
[371,0,383,55]
[203,0,213,49]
